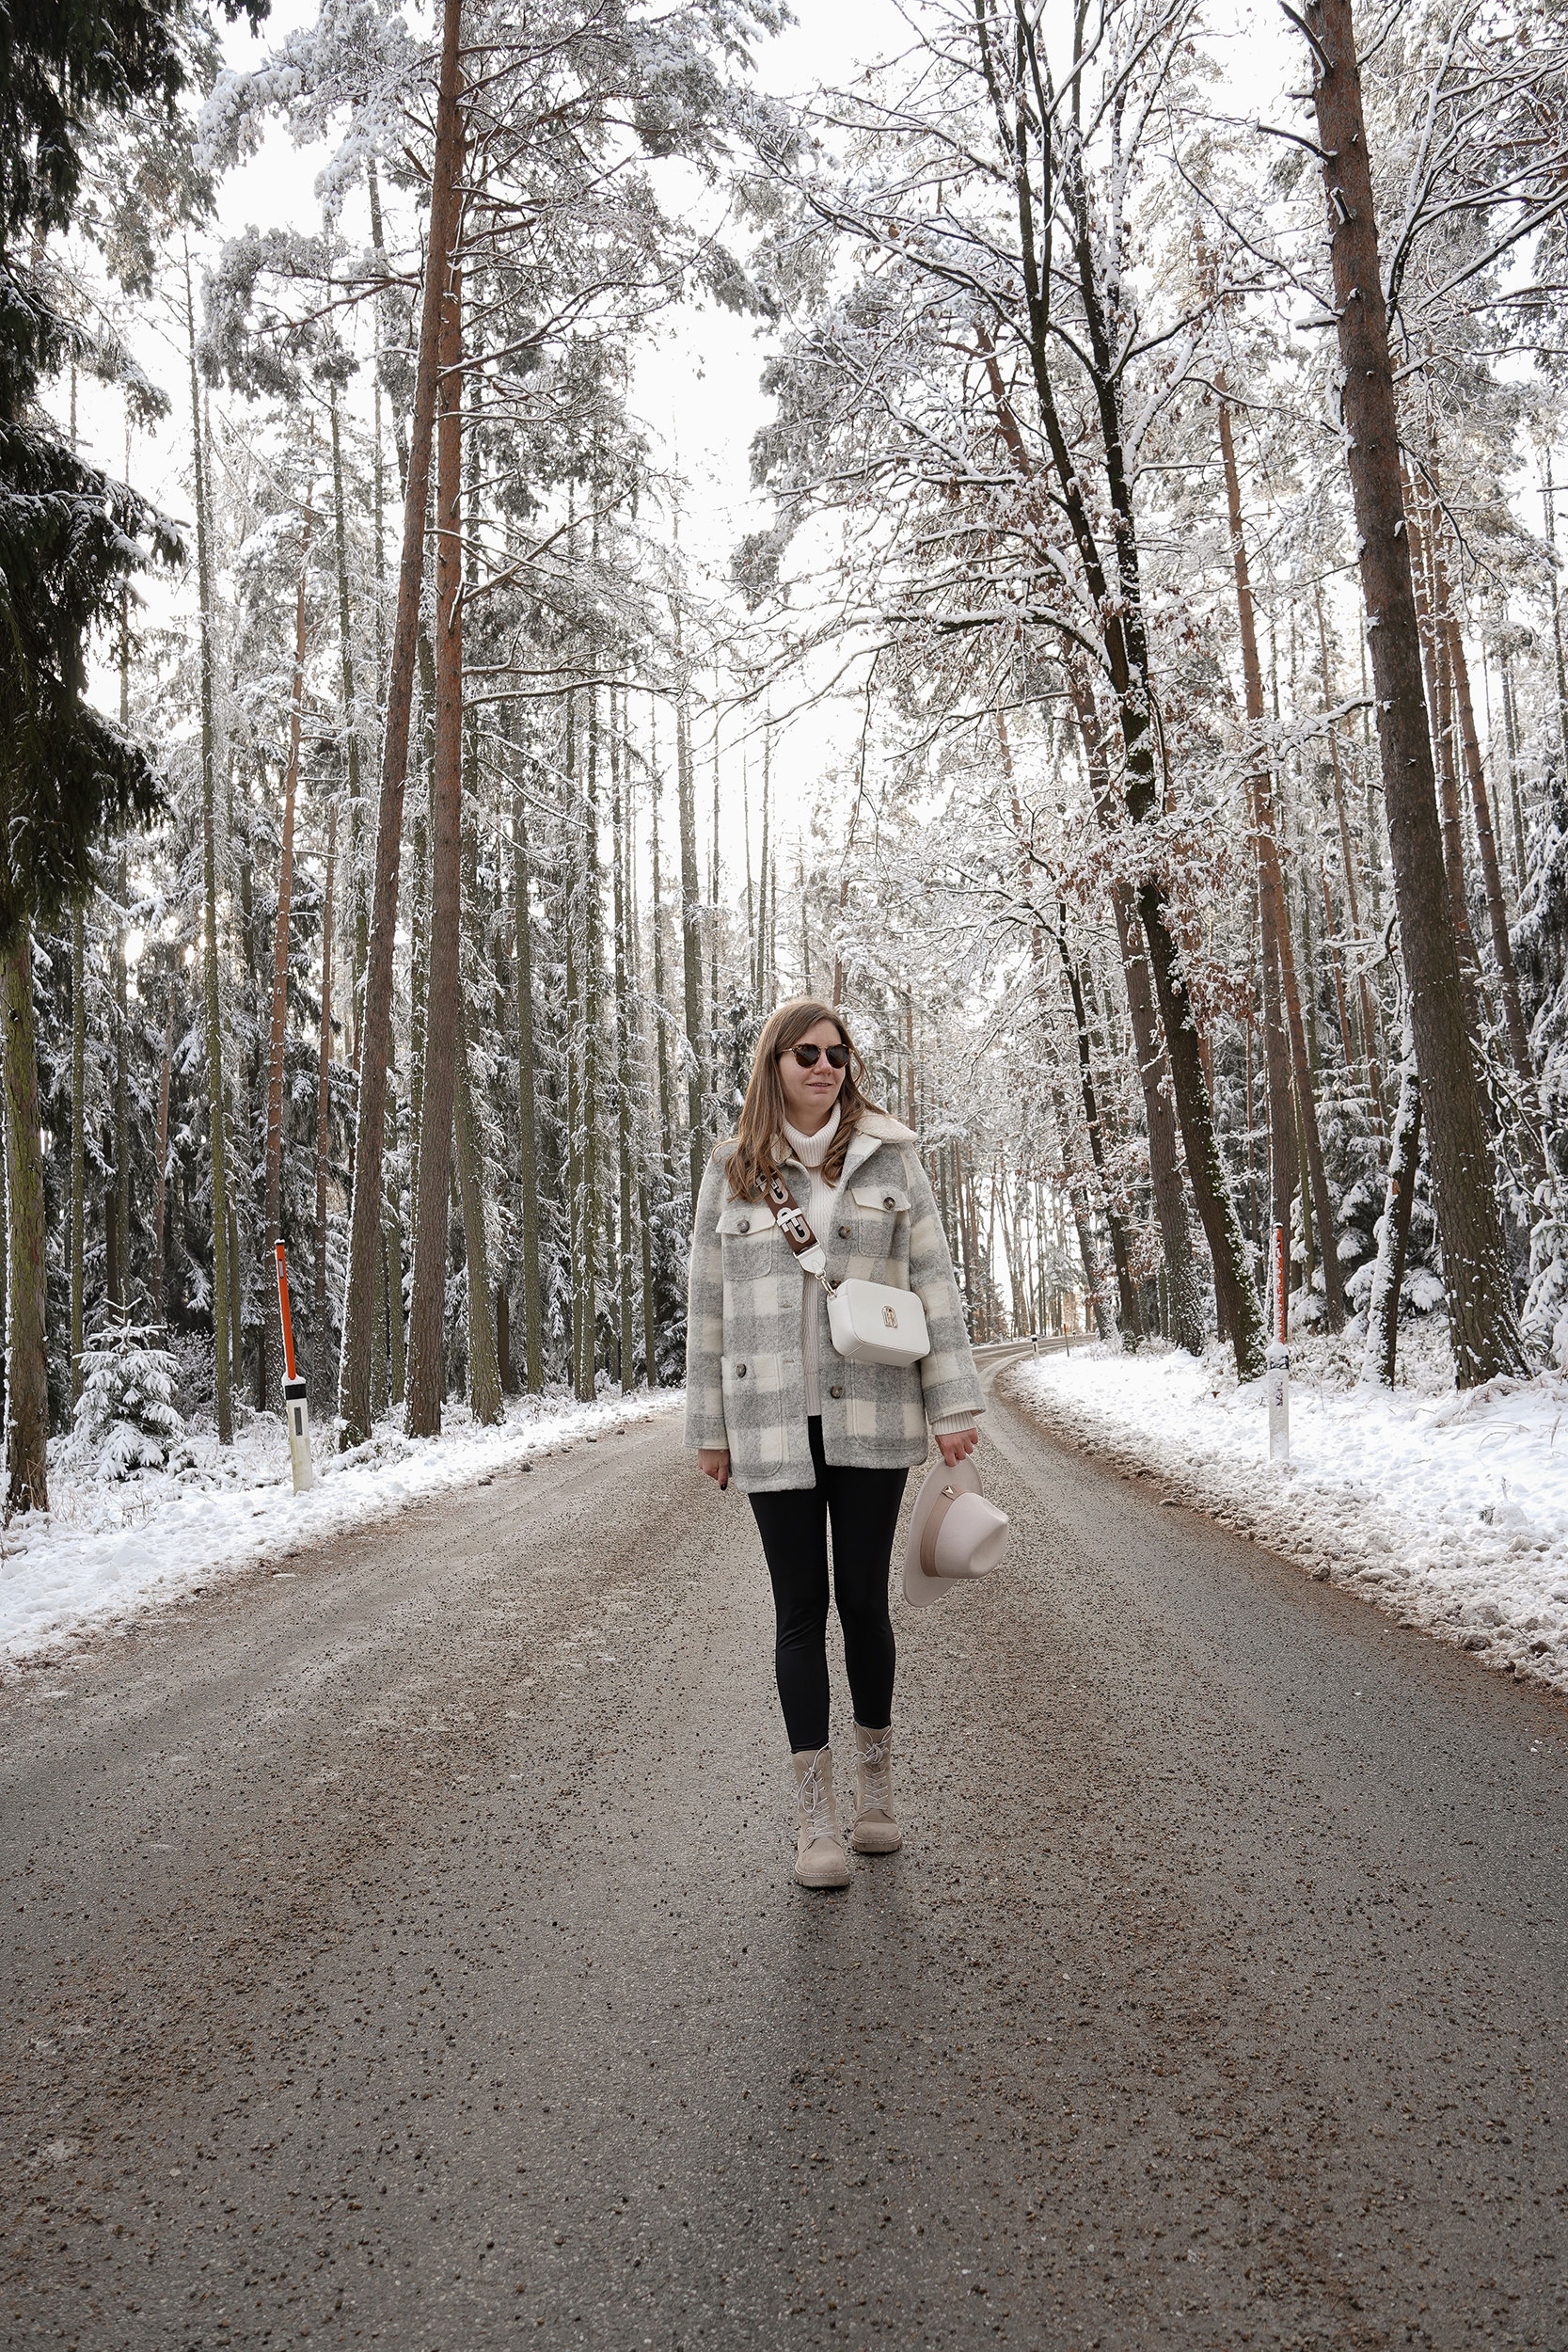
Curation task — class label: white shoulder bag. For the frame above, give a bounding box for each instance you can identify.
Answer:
[761,1173,930,1368]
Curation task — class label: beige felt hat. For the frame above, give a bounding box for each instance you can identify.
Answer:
[903,1455,1010,1608]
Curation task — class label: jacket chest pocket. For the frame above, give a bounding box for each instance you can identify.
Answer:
[847,1184,911,1270]
[717,1198,780,1256]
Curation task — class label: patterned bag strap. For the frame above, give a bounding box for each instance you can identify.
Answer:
[760,1172,830,1279]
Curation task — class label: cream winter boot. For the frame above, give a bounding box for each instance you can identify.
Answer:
[791,1747,851,1889]
[849,1724,901,1854]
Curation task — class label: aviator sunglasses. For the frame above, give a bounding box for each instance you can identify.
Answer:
[781,1041,849,1070]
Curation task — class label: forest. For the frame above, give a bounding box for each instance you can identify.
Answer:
[3,0,1567,1514]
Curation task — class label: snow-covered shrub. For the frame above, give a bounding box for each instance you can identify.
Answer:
[72,1321,184,1478]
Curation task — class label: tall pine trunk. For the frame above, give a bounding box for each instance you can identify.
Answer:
[513,787,543,1391]
[405,237,464,1438]
[1361,1020,1422,1388]
[387,1069,405,1406]
[674,673,705,1214]
[1302,0,1525,1383]
[1218,397,1344,1329]
[453,993,501,1422]
[339,0,464,1441]
[984,355,1209,1357]
[1071,686,1205,1353]
[2,930,48,1509]
[70,899,85,1400]
[612,687,636,1391]
[976,189,1265,1375]
[314,796,337,1411]
[262,495,314,1406]
[153,994,175,1328]
[578,673,601,1402]
[186,250,231,1441]
[1315,585,1385,1123]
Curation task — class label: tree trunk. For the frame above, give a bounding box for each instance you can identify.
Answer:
[227,1170,244,1408]
[408,781,429,1268]
[1217,405,1296,1270]
[612,687,636,1391]
[1058,927,1140,1343]
[1433,583,1535,1096]
[1217,397,1344,1329]
[338,0,464,1443]
[674,674,705,1214]
[977,249,1264,1375]
[186,250,231,1441]
[496,1280,512,1393]
[1361,1021,1422,1388]
[1302,0,1525,1383]
[152,994,175,1329]
[1315,586,1385,1123]
[649,741,673,1152]
[513,793,543,1393]
[314,795,337,1413]
[1498,638,1528,887]
[262,495,314,1409]
[578,672,601,1403]
[985,356,1211,1359]
[330,385,361,816]
[1405,477,1484,1022]
[70,899,85,1399]
[453,993,501,1422]
[2,930,48,1509]
[405,223,464,1438]
[387,1069,405,1406]
[113,851,129,1308]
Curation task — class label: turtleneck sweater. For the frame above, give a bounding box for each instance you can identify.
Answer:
[780,1105,975,1437]
[783,1105,841,1416]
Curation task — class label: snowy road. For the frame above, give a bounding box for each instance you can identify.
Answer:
[3,1379,1566,2349]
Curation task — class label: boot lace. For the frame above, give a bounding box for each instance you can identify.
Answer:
[858,1730,894,1818]
[797,1749,840,1846]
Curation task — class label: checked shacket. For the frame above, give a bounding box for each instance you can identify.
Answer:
[685,1104,983,1494]
[780,1107,975,1438]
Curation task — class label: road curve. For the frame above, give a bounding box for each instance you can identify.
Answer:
[2,1378,1565,2350]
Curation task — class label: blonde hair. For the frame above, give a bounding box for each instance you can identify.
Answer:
[723,998,882,1200]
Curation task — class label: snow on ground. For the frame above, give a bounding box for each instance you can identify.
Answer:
[1001,1330,1568,1696]
[0,1387,684,1670]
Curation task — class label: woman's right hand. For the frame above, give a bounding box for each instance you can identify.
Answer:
[698,1447,731,1491]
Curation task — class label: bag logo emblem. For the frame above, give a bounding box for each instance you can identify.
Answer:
[882,1304,898,1328]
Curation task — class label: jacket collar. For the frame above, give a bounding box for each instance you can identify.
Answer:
[775,1105,915,1184]
[842,1107,914,1182]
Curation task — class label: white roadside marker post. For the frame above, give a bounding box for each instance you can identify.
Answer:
[1267,1220,1290,1467]
[275,1241,316,1494]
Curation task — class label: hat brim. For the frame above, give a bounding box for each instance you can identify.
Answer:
[903,1454,984,1608]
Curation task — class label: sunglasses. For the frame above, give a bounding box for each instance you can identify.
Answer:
[782,1042,848,1070]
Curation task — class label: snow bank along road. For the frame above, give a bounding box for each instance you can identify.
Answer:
[2,1379,1565,2351]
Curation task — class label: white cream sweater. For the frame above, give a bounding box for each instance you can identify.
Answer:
[782,1107,975,1437]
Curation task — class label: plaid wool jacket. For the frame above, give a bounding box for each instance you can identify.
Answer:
[684,1109,985,1494]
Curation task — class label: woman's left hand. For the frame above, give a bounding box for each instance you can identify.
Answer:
[936,1427,978,1467]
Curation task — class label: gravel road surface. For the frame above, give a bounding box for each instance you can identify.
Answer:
[2,1373,1565,2351]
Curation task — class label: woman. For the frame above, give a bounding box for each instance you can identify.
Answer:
[686,998,983,1890]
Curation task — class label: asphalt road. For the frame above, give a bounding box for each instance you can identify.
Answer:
[2,1372,1565,2351]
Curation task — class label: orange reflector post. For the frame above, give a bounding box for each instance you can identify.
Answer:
[275,1243,299,1384]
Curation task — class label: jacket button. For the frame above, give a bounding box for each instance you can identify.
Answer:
[737,1218,750,1232]
[882,1194,895,1209]
[837,1223,851,1238]
[736,1362,748,1377]
[829,1383,844,1400]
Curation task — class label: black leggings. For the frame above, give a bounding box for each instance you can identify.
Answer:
[747,1416,908,1753]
